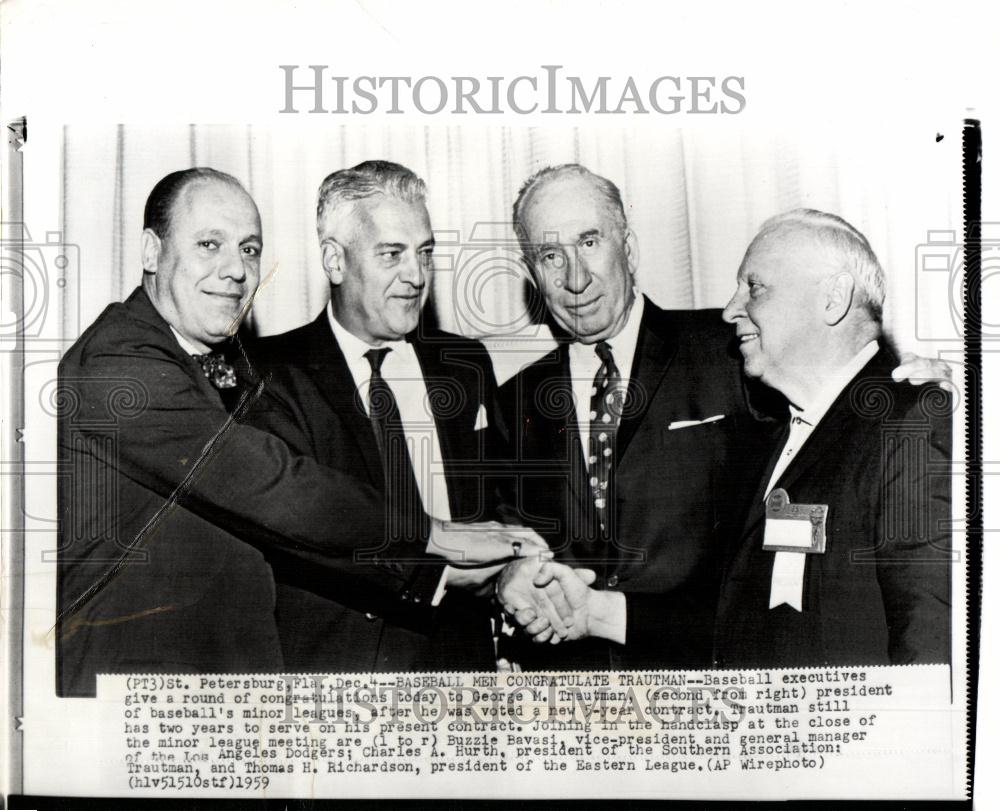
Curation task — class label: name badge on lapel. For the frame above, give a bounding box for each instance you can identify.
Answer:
[763,489,828,611]
[762,489,828,554]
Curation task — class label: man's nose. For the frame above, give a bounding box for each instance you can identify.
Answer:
[722,289,745,323]
[219,247,248,283]
[562,249,592,294]
[399,251,427,287]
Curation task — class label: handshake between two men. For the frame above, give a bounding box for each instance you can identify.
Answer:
[496,556,625,647]
[429,522,627,649]
[426,522,611,639]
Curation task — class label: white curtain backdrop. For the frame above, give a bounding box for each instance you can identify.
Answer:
[60,122,962,382]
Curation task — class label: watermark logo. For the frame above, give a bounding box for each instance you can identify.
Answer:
[278,66,746,116]
[914,222,1000,341]
[0,223,80,347]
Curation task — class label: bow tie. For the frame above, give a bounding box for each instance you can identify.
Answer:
[192,352,237,390]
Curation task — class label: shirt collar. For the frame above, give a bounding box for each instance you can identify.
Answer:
[169,326,207,357]
[326,301,405,362]
[567,291,645,368]
[790,340,880,426]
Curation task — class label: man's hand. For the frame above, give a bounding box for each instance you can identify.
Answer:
[428,520,547,589]
[512,561,595,643]
[892,352,954,389]
[496,557,586,638]
[508,562,627,646]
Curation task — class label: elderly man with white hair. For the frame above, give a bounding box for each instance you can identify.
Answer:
[711,209,952,666]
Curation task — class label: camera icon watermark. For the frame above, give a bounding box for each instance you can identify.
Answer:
[914,222,1000,342]
[0,223,80,347]
[433,222,549,341]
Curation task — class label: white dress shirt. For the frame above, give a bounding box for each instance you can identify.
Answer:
[170,326,205,357]
[766,340,880,610]
[327,305,452,603]
[567,294,645,465]
[326,303,452,523]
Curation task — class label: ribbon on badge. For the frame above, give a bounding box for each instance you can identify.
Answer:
[474,403,489,431]
[762,489,828,611]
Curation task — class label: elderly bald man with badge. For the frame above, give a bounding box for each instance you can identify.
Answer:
[712,209,952,666]
[524,208,953,667]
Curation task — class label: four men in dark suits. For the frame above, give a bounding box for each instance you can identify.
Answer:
[59,160,951,689]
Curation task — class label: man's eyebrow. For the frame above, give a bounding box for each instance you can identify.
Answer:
[373,241,406,252]
[533,239,562,253]
[418,236,436,250]
[240,233,263,245]
[534,229,600,251]
[193,228,227,239]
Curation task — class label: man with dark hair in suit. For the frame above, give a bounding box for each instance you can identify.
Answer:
[495,165,947,670]
[56,167,540,696]
[515,208,952,667]
[247,161,519,671]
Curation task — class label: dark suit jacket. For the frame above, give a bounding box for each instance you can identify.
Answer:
[498,298,770,669]
[246,313,505,672]
[57,287,443,696]
[713,345,952,667]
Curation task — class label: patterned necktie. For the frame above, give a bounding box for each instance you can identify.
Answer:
[365,348,425,544]
[588,341,625,530]
[191,352,237,390]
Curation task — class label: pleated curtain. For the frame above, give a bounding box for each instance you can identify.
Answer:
[60,123,960,382]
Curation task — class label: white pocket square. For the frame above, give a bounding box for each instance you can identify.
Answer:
[474,404,489,430]
[668,414,725,430]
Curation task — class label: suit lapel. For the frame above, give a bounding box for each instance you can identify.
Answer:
[738,346,896,539]
[738,420,792,539]
[771,348,896,497]
[298,314,384,487]
[766,404,857,506]
[128,287,227,410]
[520,344,593,529]
[410,335,460,513]
[616,299,680,459]
[180,351,227,409]
[551,344,600,536]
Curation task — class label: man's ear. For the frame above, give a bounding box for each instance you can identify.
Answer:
[624,229,639,277]
[520,254,539,289]
[823,271,855,326]
[140,229,161,273]
[321,238,346,286]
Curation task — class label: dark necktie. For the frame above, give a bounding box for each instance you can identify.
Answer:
[588,341,625,531]
[365,348,426,545]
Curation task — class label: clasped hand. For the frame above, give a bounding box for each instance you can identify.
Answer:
[496,557,597,644]
[427,519,549,590]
